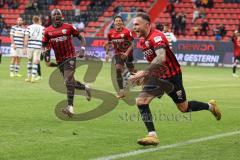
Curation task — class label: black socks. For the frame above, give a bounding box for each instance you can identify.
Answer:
[116,69,123,89]
[138,104,155,132]
[187,101,209,112]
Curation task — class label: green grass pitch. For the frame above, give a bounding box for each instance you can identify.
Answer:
[0,57,239,160]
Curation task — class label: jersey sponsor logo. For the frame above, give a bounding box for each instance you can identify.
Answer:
[154,36,162,43]
[111,38,125,43]
[143,49,154,56]
[176,90,183,99]
[62,29,67,34]
[120,33,124,38]
[145,41,150,48]
[51,36,67,42]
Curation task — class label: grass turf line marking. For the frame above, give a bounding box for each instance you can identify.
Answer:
[93,130,240,160]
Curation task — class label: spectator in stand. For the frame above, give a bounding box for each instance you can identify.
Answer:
[165,2,175,16]
[130,7,137,12]
[42,15,51,27]
[171,11,177,33]
[6,0,13,9]
[11,0,19,9]
[194,0,202,8]
[25,0,33,10]
[0,0,4,8]
[0,16,9,35]
[156,22,163,31]
[0,17,7,35]
[192,8,200,23]
[73,5,81,21]
[201,0,208,8]
[47,0,56,5]
[207,0,213,8]
[219,24,227,39]
[33,0,39,11]
[73,0,80,5]
[174,13,182,35]
[236,24,240,33]
[114,6,122,14]
[192,24,200,37]
[200,18,209,35]
[25,0,38,11]
[137,8,145,13]
[199,7,206,18]
[213,25,221,41]
[180,12,186,35]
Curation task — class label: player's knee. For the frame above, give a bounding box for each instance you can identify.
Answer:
[136,97,149,106]
[176,102,188,113]
[65,79,74,88]
[115,64,123,70]
[178,107,188,113]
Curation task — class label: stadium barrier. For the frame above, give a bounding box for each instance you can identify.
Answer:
[0,37,234,66]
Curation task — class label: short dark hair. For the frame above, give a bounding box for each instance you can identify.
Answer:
[114,16,123,22]
[136,13,151,23]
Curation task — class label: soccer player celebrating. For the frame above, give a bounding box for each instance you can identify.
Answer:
[9,17,26,77]
[24,15,44,82]
[104,16,135,99]
[231,31,240,77]
[42,9,91,117]
[131,13,221,146]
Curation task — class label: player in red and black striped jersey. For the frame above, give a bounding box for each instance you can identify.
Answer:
[104,16,135,99]
[130,13,221,146]
[231,31,240,77]
[42,9,91,117]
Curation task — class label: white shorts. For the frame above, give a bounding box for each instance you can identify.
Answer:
[11,48,24,57]
[27,48,41,62]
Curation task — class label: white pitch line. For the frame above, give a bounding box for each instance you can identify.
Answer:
[93,130,240,160]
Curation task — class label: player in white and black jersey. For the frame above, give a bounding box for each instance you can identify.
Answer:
[9,17,26,77]
[24,16,44,82]
[163,24,177,49]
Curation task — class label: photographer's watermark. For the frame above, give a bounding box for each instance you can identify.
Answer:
[50,55,174,121]
[119,110,192,122]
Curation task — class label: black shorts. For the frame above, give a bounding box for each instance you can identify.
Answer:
[166,73,187,104]
[114,54,134,68]
[58,58,76,78]
[139,73,186,104]
[234,56,240,62]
